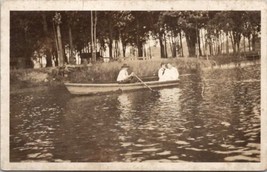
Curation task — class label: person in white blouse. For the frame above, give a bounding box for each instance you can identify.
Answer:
[116,64,134,83]
[162,63,179,81]
[158,63,166,81]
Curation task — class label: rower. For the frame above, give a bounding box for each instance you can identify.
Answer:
[117,64,134,83]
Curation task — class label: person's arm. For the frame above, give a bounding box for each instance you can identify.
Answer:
[117,70,127,81]
[116,71,122,81]
[174,68,179,79]
[169,68,177,80]
[122,70,133,80]
[158,68,163,78]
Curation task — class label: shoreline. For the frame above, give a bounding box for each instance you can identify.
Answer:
[10,83,66,95]
[10,58,260,94]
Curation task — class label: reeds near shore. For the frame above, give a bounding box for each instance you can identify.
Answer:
[11,58,214,90]
[10,57,260,92]
[68,58,214,83]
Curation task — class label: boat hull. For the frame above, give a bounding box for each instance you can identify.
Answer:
[64,80,180,95]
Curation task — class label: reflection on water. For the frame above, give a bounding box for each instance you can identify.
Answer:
[10,66,260,162]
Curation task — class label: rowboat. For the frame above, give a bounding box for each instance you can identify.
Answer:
[64,79,180,95]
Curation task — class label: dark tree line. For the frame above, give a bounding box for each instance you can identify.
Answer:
[10,11,260,67]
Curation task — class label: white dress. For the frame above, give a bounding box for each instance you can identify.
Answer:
[163,67,179,81]
[158,67,166,81]
[117,69,129,81]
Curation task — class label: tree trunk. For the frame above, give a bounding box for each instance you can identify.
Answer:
[169,36,173,57]
[137,43,143,57]
[230,32,236,54]
[52,21,59,66]
[108,17,113,58]
[185,29,197,57]
[217,37,221,55]
[114,40,117,58]
[232,31,241,54]
[201,29,205,56]
[136,19,143,57]
[226,32,229,55]
[116,40,120,57]
[56,24,64,66]
[63,46,68,64]
[243,35,246,53]
[212,40,216,55]
[248,34,251,51]
[197,30,202,56]
[53,49,58,66]
[42,13,48,36]
[91,11,97,62]
[45,49,52,67]
[221,33,224,54]
[94,11,97,61]
[143,43,146,57]
[91,11,94,61]
[252,33,256,51]
[122,46,126,57]
[217,30,221,55]
[209,39,213,56]
[68,25,75,64]
[164,33,168,58]
[23,27,30,60]
[159,33,165,58]
[213,38,217,55]
[172,41,176,58]
[179,31,183,57]
[236,33,241,53]
[170,31,176,58]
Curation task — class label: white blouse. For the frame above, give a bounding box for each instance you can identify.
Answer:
[117,68,130,81]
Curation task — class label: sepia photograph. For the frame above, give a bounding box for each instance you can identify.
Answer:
[1,0,267,171]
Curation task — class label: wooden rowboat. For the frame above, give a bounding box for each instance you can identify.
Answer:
[64,79,180,95]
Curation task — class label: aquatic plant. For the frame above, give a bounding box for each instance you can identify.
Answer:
[67,58,214,83]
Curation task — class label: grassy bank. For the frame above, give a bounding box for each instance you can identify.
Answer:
[208,53,260,65]
[68,58,213,83]
[9,57,224,93]
[203,64,260,82]
[10,67,64,93]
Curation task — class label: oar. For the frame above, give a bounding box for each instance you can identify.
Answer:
[133,73,154,91]
[179,74,195,77]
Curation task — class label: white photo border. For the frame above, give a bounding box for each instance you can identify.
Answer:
[1,0,267,171]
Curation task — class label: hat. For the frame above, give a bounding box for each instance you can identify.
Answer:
[121,64,129,69]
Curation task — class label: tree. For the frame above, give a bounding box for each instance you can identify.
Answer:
[10,11,261,69]
[241,11,260,51]
[207,11,260,55]
[147,11,167,58]
[179,11,208,57]
[113,12,135,57]
[131,11,152,57]
[65,11,78,64]
[89,11,98,62]
[53,12,64,66]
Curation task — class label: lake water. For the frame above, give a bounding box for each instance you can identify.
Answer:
[10,66,261,162]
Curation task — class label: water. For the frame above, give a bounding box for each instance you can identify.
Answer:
[10,66,261,162]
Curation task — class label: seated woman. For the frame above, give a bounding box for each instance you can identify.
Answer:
[117,64,134,83]
[158,63,166,81]
[162,63,179,81]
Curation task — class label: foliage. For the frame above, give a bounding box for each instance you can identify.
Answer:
[10,11,261,66]
[206,11,260,53]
